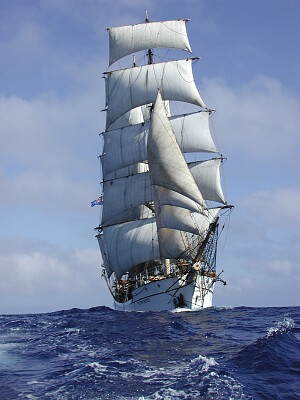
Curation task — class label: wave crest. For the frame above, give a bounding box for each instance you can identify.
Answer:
[267,316,294,338]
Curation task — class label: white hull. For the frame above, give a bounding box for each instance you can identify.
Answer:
[113,272,215,312]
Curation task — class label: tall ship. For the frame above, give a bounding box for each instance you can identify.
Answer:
[94,13,233,311]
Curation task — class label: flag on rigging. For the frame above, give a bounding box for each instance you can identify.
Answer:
[91,195,103,207]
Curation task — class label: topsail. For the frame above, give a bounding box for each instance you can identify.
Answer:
[105,59,206,128]
[108,20,192,66]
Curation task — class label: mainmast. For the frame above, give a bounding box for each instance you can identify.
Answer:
[145,10,153,64]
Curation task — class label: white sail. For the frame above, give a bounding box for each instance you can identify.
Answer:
[101,218,160,279]
[102,122,149,179]
[103,162,148,181]
[193,207,220,236]
[156,205,200,235]
[170,111,216,153]
[97,233,114,276]
[102,172,152,226]
[157,228,191,260]
[157,207,220,259]
[105,60,206,128]
[101,159,224,225]
[107,106,144,131]
[153,186,200,213]
[102,172,199,225]
[101,206,220,279]
[102,111,217,177]
[148,91,205,208]
[101,205,153,227]
[108,20,192,66]
[190,159,226,204]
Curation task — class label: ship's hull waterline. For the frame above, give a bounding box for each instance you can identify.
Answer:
[113,273,215,312]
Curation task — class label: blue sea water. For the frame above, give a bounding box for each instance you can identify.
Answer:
[0,306,299,399]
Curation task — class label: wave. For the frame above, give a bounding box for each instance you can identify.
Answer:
[135,354,249,400]
[229,316,300,398]
[0,306,299,399]
[233,316,297,365]
[267,316,294,337]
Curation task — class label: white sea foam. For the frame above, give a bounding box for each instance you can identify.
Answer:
[206,371,248,399]
[138,387,190,399]
[136,354,249,399]
[267,316,294,337]
[63,327,80,335]
[171,307,194,313]
[88,362,107,374]
[190,354,218,372]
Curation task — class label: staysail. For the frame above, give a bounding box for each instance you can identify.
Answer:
[148,91,216,259]
[147,91,205,208]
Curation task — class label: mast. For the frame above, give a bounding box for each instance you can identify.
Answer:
[145,10,153,65]
[99,15,232,282]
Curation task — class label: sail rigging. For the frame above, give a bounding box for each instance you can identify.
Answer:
[95,14,232,311]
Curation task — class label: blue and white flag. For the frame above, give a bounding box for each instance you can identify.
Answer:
[91,195,103,207]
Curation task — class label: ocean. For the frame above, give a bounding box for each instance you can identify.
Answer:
[0,306,299,399]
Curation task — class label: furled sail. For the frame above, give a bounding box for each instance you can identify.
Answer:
[108,20,192,66]
[102,111,217,178]
[148,91,205,208]
[105,59,206,128]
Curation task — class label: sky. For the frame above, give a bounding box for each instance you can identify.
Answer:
[0,0,299,314]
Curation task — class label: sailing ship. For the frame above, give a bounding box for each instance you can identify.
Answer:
[95,13,233,311]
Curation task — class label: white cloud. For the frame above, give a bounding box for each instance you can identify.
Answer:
[241,187,300,226]
[0,89,103,173]
[214,271,299,307]
[0,88,104,212]
[202,75,300,164]
[0,168,96,212]
[0,239,112,313]
[263,259,293,276]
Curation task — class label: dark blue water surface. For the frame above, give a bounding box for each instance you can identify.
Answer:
[0,306,299,399]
